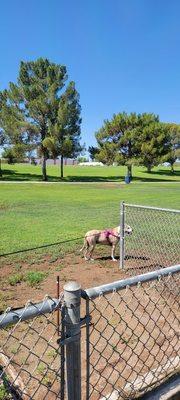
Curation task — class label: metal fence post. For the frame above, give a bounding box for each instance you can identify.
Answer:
[64,281,81,400]
[120,201,125,269]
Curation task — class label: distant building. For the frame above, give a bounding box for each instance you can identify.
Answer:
[33,158,78,165]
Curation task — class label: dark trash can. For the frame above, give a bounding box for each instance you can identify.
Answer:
[125,175,131,184]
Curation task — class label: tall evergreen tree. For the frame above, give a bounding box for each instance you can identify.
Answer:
[43,81,82,178]
[95,112,159,178]
[0,58,81,180]
[135,122,171,172]
[165,123,180,172]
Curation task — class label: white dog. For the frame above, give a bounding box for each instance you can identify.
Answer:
[80,224,132,261]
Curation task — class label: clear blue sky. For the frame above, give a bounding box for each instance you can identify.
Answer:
[1,0,180,151]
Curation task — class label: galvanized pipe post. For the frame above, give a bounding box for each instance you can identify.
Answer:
[120,201,125,269]
[64,281,81,400]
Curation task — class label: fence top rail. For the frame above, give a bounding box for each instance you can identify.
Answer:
[124,203,180,213]
[82,264,180,300]
[0,297,59,329]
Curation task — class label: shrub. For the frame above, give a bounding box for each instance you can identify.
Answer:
[25,271,47,287]
[8,273,24,286]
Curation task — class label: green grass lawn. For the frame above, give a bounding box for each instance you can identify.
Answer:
[0,176,179,256]
[0,162,180,182]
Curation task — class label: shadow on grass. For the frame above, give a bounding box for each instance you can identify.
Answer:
[0,168,180,182]
[0,169,60,182]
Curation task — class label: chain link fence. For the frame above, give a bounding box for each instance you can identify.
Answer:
[0,296,64,400]
[85,265,180,399]
[120,203,180,273]
[0,265,179,400]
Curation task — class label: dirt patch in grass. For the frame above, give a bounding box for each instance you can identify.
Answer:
[0,245,166,311]
[0,249,129,310]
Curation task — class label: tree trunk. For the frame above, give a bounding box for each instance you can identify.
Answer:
[54,158,56,165]
[170,163,174,173]
[0,159,2,177]
[42,154,47,181]
[60,155,64,178]
[127,165,132,179]
[147,165,152,173]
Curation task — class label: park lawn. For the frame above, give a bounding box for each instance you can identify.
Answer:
[0,162,180,182]
[0,180,179,257]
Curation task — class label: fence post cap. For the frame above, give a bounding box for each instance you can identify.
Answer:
[64,281,81,292]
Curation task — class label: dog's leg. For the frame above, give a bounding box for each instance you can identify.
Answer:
[84,243,90,260]
[89,244,95,261]
[80,239,90,260]
[111,244,117,262]
[80,238,87,253]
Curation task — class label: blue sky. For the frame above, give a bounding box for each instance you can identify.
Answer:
[1,0,180,152]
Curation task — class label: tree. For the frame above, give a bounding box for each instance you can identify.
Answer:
[2,143,27,163]
[135,122,172,172]
[2,147,16,164]
[88,146,100,161]
[95,112,159,178]
[77,156,88,163]
[43,81,82,178]
[0,58,81,180]
[165,123,180,172]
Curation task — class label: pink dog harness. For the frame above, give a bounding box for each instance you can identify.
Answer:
[104,229,120,243]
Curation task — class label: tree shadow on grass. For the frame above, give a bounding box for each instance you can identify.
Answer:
[141,168,180,178]
[66,172,180,182]
[0,168,180,182]
[0,169,61,182]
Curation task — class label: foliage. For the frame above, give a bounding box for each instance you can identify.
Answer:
[95,112,160,177]
[25,271,47,286]
[0,373,12,400]
[134,122,172,172]
[8,273,24,285]
[36,362,46,375]
[2,143,28,163]
[88,146,100,160]
[43,81,82,177]
[0,383,11,400]
[165,123,180,171]
[95,112,175,175]
[2,147,16,164]
[77,156,88,163]
[0,58,82,180]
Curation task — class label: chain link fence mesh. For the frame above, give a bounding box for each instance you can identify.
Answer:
[0,296,64,400]
[123,205,180,273]
[86,271,180,399]
[0,269,179,400]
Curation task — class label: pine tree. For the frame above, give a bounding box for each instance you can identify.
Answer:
[95,112,159,178]
[43,81,82,178]
[0,58,81,180]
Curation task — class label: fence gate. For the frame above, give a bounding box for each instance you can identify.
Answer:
[120,202,180,271]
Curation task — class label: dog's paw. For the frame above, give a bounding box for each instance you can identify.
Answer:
[112,258,117,262]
